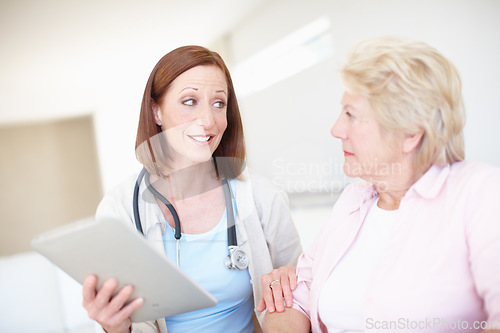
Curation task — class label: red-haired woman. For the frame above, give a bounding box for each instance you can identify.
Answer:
[82,46,301,333]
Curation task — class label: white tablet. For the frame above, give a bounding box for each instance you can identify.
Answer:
[31,216,217,323]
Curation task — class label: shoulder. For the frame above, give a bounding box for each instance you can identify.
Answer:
[101,172,140,206]
[96,171,141,219]
[449,160,500,179]
[104,172,140,199]
[447,161,500,193]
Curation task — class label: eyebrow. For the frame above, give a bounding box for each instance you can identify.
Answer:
[180,87,198,94]
[179,87,227,95]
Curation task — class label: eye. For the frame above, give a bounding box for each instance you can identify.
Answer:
[343,108,355,119]
[182,98,196,106]
[213,100,226,108]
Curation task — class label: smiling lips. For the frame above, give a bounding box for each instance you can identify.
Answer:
[188,135,214,144]
[343,150,354,157]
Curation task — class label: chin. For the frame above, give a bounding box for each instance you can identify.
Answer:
[343,162,365,179]
[189,153,214,165]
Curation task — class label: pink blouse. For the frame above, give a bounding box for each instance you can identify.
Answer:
[292,161,500,332]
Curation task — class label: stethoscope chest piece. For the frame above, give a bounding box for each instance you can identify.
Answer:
[225,245,249,270]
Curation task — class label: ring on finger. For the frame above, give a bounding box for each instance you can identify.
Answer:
[269,279,280,289]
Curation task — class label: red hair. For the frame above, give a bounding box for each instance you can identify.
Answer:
[135,46,246,179]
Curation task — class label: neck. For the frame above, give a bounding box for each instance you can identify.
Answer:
[371,160,425,211]
[376,188,407,210]
[151,160,220,200]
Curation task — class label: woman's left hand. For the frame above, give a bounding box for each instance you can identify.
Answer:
[257,264,297,313]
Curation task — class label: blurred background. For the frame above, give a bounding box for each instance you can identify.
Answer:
[1,0,499,331]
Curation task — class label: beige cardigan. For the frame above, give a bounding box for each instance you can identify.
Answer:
[95,168,302,333]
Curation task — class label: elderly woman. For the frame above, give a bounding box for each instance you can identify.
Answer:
[261,36,500,332]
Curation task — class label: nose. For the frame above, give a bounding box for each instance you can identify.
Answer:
[330,114,345,140]
[197,105,215,129]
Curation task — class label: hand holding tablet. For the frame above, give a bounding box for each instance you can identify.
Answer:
[31,217,217,323]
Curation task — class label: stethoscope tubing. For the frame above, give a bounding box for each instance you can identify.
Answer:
[133,167,248,270]
[144,171,181,240]
[132,167,147,235]
[221,178,237,247]
[133,167,238,247]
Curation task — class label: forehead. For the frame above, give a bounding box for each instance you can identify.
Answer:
[171,65,227,91]
[341,91,370,109]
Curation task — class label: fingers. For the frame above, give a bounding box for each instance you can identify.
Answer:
[82,276,142,332]
[103,285,143,329]
[93,278,120,311]
[256,296,266,312]
[83,277,118,322]
[119,297,144,322]
[260,269,285,313]
[287,264,298,291]
[259,265,298,314]
[267,280,282,313]
[283,264,298,308]
[260,273,276,313]
[82,274,98,304]
[279,271,293,309]
[106,284,134,315]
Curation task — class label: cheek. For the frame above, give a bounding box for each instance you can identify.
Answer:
[216,112,228,132]
[162,109,195,129]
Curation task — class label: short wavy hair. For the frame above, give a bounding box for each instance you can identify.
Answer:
[341,36,465,171]
[135,45,246,179]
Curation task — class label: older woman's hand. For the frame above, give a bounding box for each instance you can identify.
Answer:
[82,274,144,333]
[257,264,297,313]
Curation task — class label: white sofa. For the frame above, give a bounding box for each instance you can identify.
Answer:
[0,251,96,333]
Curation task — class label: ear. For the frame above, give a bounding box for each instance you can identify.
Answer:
[402,130,424,154]
[152,103,162,126]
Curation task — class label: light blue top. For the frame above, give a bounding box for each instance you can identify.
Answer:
[161,183,253,333]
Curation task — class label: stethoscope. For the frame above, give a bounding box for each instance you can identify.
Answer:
[133,167,248,270]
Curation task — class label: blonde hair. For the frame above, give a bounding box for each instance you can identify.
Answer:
[341,36,465,171]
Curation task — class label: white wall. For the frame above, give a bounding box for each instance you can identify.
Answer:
[226,0,500,193]
[1,0,499,194]
[0,0,267,192]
